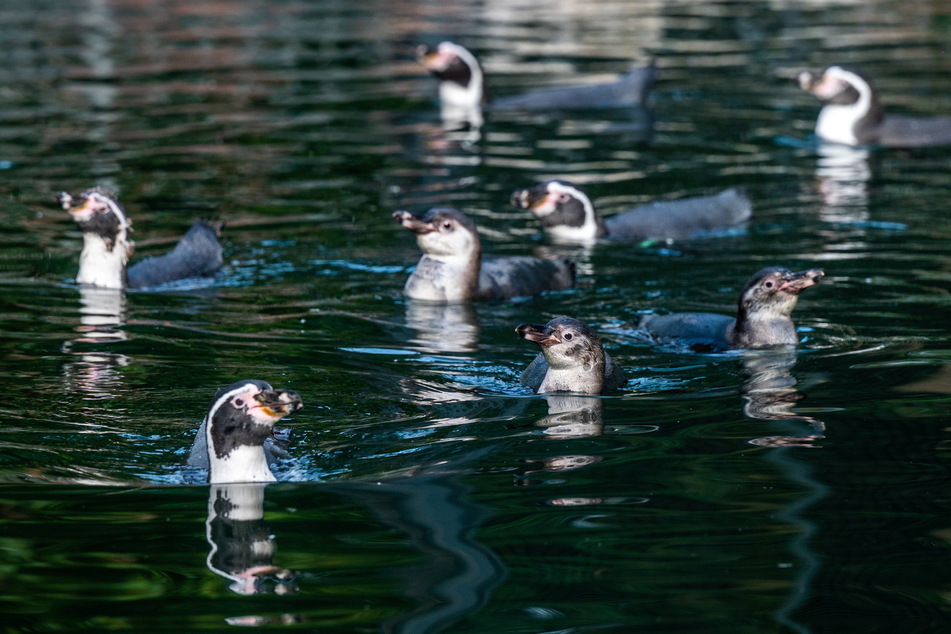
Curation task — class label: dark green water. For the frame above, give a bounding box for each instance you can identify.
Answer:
[2,0,951,631]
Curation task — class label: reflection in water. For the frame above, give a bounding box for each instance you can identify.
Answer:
[535,394,604,438]
[205,483,297,597]
[404,300,481,354]
[61,286,130,399]
[345,461,505,634]
[741,349,825,447]
[814,143,872,224]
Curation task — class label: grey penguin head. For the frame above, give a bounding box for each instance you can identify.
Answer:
[516,316,605,372]
[204,379,303,483]
[393,207,481,258]
[738,267,824,319]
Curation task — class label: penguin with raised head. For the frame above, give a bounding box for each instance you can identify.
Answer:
[188,379,303,484]
[640,267,824,351]
[58,186,223,289]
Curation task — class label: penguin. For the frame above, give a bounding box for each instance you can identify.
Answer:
[417,41,657,112]
[57,186,223,289]
[516,316,625,394]
[187,379,303,484]
[640,267,824,351]
[797,66,951,147]
[393,207,575,302]
[511,180,751,244]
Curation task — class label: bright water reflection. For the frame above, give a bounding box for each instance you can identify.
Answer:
[2,0,951,631]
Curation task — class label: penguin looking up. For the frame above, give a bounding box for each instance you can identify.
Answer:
[639,267,824,352]
[188,380,304,484]
[58,187,223,290]
[516,316,626,395]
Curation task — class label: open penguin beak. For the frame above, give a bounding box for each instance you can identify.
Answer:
[510,185,547,211]
[778,269,824,294]
[252,388,303,420]
[516,322,560,346]
[393,210,436,234]
[795,70,818,92]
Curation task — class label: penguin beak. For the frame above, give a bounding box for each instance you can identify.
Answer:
[58,192,96,221]
[510,185,547,211]
[393,210,436,234]
[516,323,560,346]
[252,389,303,419]
[416,43,453,72]
[778,269,824,294]
[795,70,818,92]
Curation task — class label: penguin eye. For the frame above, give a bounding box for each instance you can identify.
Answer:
[564,332,574,340]
[441,220,453,230]
[556,193,571,203]
[233,397,246,408]
[764,281,774,289]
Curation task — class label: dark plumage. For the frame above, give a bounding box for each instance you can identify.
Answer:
[797,66,951,147]
[517,316,625,394]
[640,267,824,351]
[394,207,575,302]
[58,186,223,289]
[511,180,751,244]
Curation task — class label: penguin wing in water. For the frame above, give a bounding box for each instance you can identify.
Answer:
[639,312,736,351]
[492,61,658,110]
[477,256,575,300]
[604,188,751,242]
[127,221,223,289]
[877,115,951,148]
[520,351,625,394]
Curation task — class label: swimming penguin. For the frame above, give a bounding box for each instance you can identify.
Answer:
[510,180,752,244]
[57,187,223,289]
[187,379,303,484]
[416,41,658,112]
[393,207,575,302]
[639,267,824,351]
[797,66,951,147]
[516,316,626,394]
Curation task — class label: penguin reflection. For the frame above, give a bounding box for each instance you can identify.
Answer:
[404,300,480,354]
[61,286,130,399]
[205,483,296,596]
[741,349,825,447]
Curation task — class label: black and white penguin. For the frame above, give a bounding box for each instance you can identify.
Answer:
[797,66,951,147]
[516,316,625,394]
[188,380,303,484]
[57,187,223,289]
[640,267,824,351]
[393,207,575,302]
[511,180,751,244]
[416,41,657,112]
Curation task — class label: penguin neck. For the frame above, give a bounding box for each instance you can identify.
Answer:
[405,250,481,301]
[538,355,605,395]
[730,306,797,348]
[207,445,276,484]
[77,231,132,289]
[816,83,883,145]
